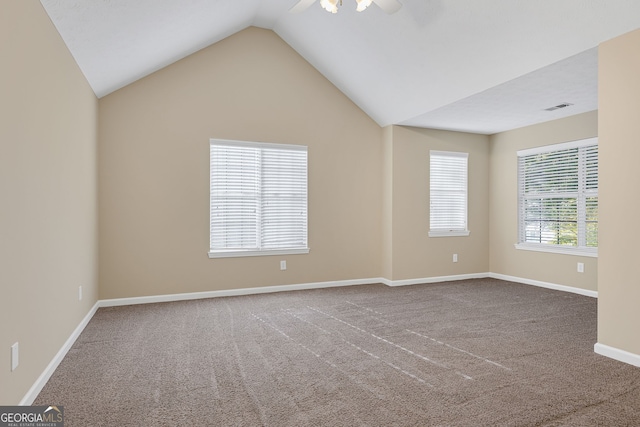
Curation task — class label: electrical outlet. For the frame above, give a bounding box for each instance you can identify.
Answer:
[280,260,287,271]
[79,286,83,301]
[577,262,584,273]
[453,254,458,263]
[11,342,19,371]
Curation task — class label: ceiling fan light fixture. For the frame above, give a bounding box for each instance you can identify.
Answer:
[355,0,373,12]
[320,0,339,13]
[289,0,401,15]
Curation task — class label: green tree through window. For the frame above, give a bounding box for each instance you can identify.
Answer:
[517,139,598,254]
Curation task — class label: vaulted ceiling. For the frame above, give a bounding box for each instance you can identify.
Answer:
[40,0,640,134]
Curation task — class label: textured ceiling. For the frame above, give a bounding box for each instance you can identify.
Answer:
[40,0,640,134]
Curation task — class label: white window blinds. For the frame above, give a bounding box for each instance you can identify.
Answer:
[429,151,469,237]
[209,140,308,258]
[517,138,598,255]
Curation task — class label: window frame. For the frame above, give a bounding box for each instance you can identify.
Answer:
[428,150,470,238]
[515,137,598,258]
[208,139,309,259]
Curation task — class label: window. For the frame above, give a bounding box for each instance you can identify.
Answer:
[209,139,308,258]
[429,151,469,237]
[516,138,598,257]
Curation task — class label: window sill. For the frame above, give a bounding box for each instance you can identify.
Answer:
[429,230,470,238]
[514,243,597,258]
[208,248,310,259]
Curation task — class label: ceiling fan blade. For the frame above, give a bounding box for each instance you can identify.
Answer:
[289,0,317,13]
[372,0,402,14]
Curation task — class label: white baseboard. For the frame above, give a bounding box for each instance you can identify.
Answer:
[99,278,384,307]
[489,273,598,298]
[384,273,491,287]
[382,273,597,300]
[594,343,640,368]
[88,274,597,307]
[20,301,100,405]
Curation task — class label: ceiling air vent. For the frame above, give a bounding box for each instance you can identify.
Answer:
[544,102,573,112]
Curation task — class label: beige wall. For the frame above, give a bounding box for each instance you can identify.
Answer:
[98,27,383,299]
[489,111,598,292]
[0,2,98,404]
[598,29,640,355]
[385,126,490,281]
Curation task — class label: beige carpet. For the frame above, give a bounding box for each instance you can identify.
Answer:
[35,279,640,426]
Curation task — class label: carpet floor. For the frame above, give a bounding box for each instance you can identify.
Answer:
[35,279,640,426]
